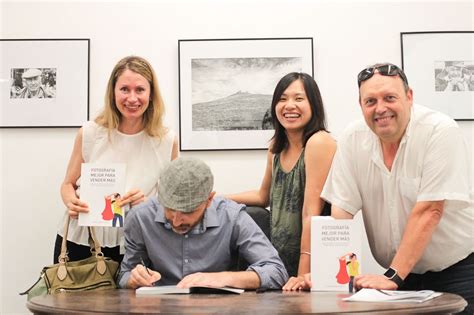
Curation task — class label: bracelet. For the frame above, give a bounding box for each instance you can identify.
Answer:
[300,251,311,256]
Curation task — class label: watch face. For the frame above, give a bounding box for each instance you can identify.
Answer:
[384,268,397,279]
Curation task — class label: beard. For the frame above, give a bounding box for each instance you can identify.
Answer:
[171,224,192,235]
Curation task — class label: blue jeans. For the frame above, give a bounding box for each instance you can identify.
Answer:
[401,252,474,315]
[113,214,123,227]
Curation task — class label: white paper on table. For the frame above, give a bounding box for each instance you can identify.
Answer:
[343,288,442,303]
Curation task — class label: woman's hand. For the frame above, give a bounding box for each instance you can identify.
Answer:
[282,275,311,291]
[121,189,145,206]
[66,197,89,219]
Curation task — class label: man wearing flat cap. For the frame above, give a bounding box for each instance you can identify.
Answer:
[16,68,53,98]
[118,157,288,290]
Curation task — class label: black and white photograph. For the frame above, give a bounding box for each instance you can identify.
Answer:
[401,31,474,120]
[10,68,57,99]
[0,39,89,127]
[192,57,302,132]
[179,38,314,150]
[434,61,474,92]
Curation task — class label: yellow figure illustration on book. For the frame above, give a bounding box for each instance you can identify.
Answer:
[111,193,123,227]
[345,253,359,293]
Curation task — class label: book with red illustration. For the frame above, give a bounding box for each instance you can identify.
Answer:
[311,217,362,292]
[78,163,127,227]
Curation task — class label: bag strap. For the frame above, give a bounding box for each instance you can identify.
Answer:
[87,224,102,256]
[57,216,108,280]
[58,216,71,264]
[88,224,107,275]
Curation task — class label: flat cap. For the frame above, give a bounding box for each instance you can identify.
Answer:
[157,157,214,213]
[22,68,42,79]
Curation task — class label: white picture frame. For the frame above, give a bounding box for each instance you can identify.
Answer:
[401,31,474,120]
[178,37,314,151]
[0,39,90,127]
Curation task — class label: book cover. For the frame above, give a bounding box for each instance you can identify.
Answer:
[311,217,362,292]
[136,285,244,296]
[78,163,127,227]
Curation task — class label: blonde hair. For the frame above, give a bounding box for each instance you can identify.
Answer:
[95,56,166,138]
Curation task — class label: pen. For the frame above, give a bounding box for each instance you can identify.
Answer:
[140,257,152,276]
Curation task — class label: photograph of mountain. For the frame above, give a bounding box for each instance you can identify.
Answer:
[178,38,313,150]
[191,57,301,131]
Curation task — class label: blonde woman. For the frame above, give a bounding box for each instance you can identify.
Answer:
[54,56,178,263]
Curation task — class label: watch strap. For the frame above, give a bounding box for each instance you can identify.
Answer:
[384,268,404,288]
[388,273,404,288]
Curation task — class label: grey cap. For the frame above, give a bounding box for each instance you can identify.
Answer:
[22,68,42,79]
[157,157,214,213]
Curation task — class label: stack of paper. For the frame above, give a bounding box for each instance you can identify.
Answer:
[343,289,442,303]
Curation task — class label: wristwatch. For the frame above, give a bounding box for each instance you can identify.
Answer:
[384,267,404,288]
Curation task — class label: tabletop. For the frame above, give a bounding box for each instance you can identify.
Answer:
[27,289,467,314]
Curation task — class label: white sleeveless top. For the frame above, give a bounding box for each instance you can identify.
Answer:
[57,121,175,248]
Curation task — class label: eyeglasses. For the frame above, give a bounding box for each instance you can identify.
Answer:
[357,64,409,87]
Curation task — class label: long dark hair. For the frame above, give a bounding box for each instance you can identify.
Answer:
[270,72,328,154]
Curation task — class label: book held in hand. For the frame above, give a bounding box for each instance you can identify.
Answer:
[343,288,443,303]
[78,163,127,227]
[136,285,244,295]
[311,217,362,292]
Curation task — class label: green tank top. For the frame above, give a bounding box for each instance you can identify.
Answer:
[270,149,331,277]
[270,151,306,277]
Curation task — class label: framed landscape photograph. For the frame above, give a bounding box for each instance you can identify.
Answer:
[401,31,473,120]
[0,39,90,127]
[178,37,314,150]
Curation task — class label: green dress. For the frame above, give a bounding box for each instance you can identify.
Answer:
[270,150,330,277]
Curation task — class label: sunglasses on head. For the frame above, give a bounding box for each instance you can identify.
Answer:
[357,64,408,87]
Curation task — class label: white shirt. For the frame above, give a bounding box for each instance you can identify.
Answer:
[321,104,473,273]
[58,121,175,248]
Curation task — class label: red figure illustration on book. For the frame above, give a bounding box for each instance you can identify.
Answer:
[336,257,350,284]
[101,195,114,221]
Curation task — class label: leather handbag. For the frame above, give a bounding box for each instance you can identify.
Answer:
[21,217,119,300]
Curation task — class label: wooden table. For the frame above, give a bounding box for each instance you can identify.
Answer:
[27,289,467,314]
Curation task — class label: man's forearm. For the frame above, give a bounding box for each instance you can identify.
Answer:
[226,271,261,289]
[390,200,444,279]
[118,271,131,289]
[177,270,261,289]
[248,260,289,289]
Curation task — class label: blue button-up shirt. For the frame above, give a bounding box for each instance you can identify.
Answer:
[118,197,288,289]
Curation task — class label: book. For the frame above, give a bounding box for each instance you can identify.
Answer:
[343,288,443,303]
[311,217,362,292]
[136,285,244,295]
[78,163,127,227]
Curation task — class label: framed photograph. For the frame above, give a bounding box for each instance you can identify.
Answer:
[178,37,314,151]
[401,31,474,120]
[0,39,89,127]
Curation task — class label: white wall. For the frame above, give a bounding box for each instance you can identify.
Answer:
[1,0,473,313]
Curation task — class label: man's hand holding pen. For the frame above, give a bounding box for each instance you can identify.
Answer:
[126,258,162,289]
